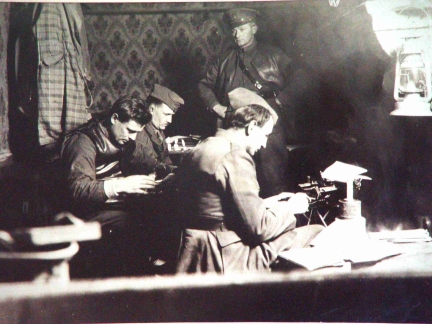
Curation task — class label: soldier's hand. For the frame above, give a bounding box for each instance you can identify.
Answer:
[286,192,310,214]
[213,104,228,118]
[115,174,156,195]
[154,173,176,193]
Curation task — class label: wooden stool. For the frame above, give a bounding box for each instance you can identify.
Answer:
[0,242,79,283]
[0,214,101,283]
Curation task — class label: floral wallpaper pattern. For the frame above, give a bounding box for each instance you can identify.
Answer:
[84,3,234,115]
[0,3,9,155]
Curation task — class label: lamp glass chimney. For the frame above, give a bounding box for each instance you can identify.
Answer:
[391,49,432,116]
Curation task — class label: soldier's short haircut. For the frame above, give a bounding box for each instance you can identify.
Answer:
[227,104,271,129]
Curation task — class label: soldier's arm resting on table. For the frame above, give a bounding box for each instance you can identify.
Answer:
[63,134,156,204]
[104,174,156,197]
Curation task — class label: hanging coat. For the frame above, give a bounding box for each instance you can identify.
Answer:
[34,3,91,147]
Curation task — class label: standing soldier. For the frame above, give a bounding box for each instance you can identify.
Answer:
[198,8,295,198]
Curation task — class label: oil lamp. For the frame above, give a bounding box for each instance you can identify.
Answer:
[391,40,432,116]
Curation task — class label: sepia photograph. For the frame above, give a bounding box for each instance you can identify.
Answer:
[0,0,432,322]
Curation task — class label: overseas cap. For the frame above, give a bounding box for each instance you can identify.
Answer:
[149,84,184,112]
[228,87,278,123]
[225,8,259,29]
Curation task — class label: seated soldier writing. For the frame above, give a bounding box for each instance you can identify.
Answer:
[121,84,184,179]
[61,96,156,277]
[176,89,323,273]
[121,84,185,272]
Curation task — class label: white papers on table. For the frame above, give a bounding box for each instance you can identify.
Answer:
[309,217,368,247]
[342,240,403,263]
[368,229,432,243]
[279,247,345,271]
[278,240,403,271]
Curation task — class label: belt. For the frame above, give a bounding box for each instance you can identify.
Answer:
[259,90,279,100]
[184,219,228,231]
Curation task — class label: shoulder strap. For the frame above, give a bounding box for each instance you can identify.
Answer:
[237,53,264,91]
[237,52,279,99]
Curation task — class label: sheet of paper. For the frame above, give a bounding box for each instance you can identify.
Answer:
[279,247,345,271]
[368,229,431,242]
[342,240,403,263]
[310,217,368,248]
[279,240,404,271]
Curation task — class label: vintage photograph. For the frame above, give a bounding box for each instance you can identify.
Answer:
[0,0,432,322]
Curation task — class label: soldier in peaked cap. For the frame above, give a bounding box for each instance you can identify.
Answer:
[225,7,259,29]
[198,7,296,199]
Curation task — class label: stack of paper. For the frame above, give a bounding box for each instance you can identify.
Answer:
[279,240,403,271]
[342,240,402,263]
[309,217,368,248]
[368,229,432,243]
[279,247,345,271]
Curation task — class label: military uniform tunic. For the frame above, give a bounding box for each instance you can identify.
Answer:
[176,129,323,273]
[121,122,174,177]
[198,41,294,197]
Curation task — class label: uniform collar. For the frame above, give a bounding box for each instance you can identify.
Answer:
[215,128,247,153]
[146,122,164,141]
[147,122,160,134]
[240,39,258,55]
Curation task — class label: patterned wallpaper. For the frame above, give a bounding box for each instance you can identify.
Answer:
[84,2,237,135]
[0,3,9,156]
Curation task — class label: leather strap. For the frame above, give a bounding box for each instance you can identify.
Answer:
[237,52,278,99]
[237,53,264,92]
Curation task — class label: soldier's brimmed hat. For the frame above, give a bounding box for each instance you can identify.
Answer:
[228,87,278,123]
[148,84,184,113]
[225,8,259,29]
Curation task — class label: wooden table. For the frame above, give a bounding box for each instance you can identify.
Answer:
[0,241,431,323]
[276,240,432,277]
